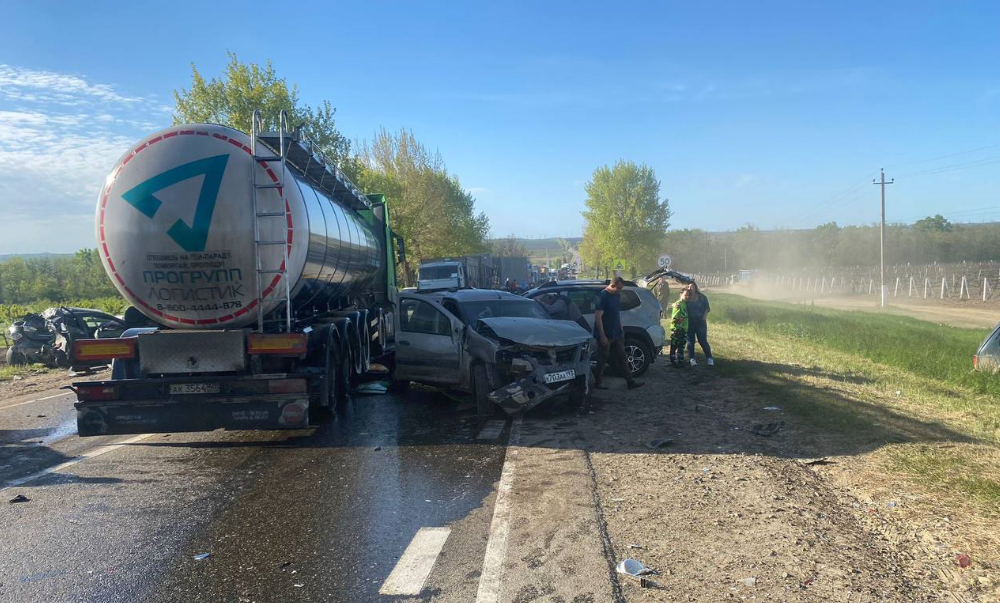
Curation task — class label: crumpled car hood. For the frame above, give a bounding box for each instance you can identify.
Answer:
[478,317,592,346]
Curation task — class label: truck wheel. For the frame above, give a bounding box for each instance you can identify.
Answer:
[472,363,495,419]
[623,337,652,377]
[334,344,352,413]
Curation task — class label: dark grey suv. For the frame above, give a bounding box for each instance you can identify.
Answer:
[524,280,666,376]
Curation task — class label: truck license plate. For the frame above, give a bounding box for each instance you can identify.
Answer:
[169,383,220,395]
[544,369,575,384]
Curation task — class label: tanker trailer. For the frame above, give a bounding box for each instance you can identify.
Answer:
[69,112,403,436]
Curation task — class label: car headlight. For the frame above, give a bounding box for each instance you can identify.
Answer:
[8,325,16,335]
[12,332,22,341]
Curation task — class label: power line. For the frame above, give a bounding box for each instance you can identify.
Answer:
[887,143,1000,169]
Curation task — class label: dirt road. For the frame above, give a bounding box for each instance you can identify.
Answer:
[716,285,999,330]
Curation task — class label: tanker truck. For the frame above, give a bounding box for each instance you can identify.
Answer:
[68,111,403,436]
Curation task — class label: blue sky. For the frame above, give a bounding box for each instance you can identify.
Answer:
[3,1,1000,253]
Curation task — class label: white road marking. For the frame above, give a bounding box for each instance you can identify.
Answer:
[0,433,152,491]
[475,416,523,603]
[476,419,507,441]
[0,392,72,411]
[379,527,452,596]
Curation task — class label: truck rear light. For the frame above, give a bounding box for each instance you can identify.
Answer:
[247,333,307,356]
[73,338,137,362]
[268,378,308,394]
[76,384,119,401]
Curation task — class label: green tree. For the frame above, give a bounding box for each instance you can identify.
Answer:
[355,128,490,284]
[580,160,671,275]
[173,52,352,169]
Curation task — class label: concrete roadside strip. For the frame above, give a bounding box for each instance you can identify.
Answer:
[478,415,621,603]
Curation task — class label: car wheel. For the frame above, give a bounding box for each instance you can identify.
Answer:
[624,337,652,377]
[472,363,495,419]
[5,347,26,366]
[570,375,590,408]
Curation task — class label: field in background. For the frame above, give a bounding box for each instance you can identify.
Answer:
[709,292,1000,522]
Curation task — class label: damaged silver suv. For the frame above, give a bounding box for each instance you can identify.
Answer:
[393,289,592,417]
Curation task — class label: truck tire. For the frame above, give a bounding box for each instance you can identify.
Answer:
[334,343,352,413]
[472,363,496,419]
[623,336,652,377]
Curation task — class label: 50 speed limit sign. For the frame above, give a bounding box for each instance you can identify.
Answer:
[657,254,672,269]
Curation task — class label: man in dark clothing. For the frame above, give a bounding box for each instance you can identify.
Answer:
[685,283,714,366]
[593,277,644,390]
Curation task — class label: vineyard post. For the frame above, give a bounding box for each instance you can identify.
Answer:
[941,277,948,299]
[984,277,990,302]
[909,276,915,297]
[960,276,970,300]
[924,278,930,298]
[894,277,901,297]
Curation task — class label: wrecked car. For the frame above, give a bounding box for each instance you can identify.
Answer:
[393,289,592,416]
[6,307,127,368]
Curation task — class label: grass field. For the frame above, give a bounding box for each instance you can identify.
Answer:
[707,292,1000,515]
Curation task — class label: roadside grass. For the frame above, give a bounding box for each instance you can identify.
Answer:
[0,362,55,382]
[703,292,1000,514]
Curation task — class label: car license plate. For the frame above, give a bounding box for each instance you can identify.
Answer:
[169,383,220,395]
[544,369,575,384]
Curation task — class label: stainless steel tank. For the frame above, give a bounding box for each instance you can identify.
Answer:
[96,124,380,329]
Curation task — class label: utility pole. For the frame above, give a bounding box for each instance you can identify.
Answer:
[873,168,894,308]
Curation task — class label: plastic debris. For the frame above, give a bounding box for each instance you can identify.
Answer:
[887,501,897,508]
[293,583,304,588]
[956,553,971,568]
[762,406,780,411]
[279,562,292,570]
[640,578,659,588]
[739,577,757,587]
[646,438,674,449]
[750,421,784,437]
[628,544,644,549]
[193,553,211,561]
[356,381,389,395]
[9,494,30,504]
[616,559,655,577]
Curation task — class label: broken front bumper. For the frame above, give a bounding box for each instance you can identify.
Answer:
[487,353,590,414]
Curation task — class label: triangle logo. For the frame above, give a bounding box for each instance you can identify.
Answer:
[121,154,230,253]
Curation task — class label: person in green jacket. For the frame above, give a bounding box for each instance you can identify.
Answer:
[669,289,691,367]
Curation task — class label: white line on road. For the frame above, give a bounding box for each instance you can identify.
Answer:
[0,433,153,492]
[476,419,507,441]
[475,415,523,603]
[379,527,452,596]
[0,391,72,411]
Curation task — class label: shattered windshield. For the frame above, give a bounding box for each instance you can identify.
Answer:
[458,299,549,323]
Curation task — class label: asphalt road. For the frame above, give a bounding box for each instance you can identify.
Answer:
[0,385,510,602]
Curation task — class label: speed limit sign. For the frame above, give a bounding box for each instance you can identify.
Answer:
[657,254,672,269]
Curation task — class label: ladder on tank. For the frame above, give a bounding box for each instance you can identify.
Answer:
[250,109,376,333]
[250,109,293,333]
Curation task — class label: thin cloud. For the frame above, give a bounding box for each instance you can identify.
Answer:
[0,65,171,252]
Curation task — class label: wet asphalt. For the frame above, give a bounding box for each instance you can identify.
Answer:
[0,386,509,602]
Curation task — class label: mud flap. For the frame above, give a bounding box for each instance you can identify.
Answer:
[76,397,310,436]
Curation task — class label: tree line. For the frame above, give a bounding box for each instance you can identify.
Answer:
[663,216,1000,274]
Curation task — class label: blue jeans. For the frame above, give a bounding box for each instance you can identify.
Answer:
[687,318,712,359]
